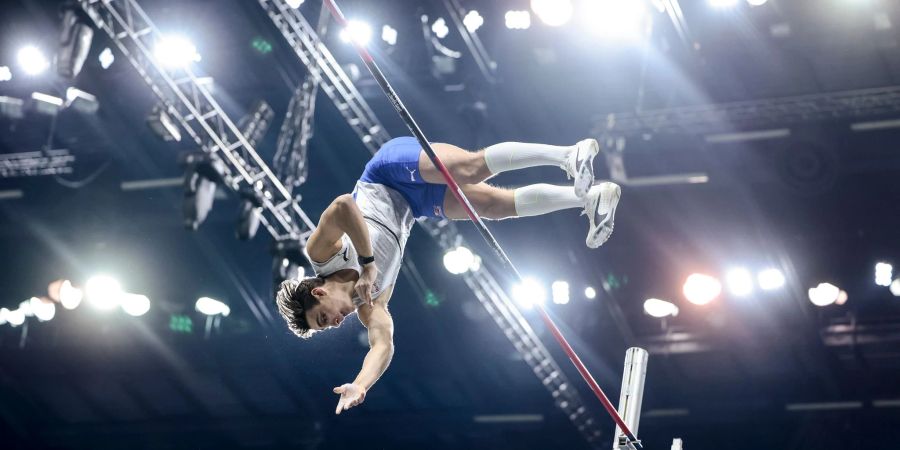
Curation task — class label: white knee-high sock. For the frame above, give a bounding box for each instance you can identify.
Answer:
[483,142,574,175]
[514,184,584,217]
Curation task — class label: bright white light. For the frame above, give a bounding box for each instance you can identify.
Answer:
[464,10,484,33]
[31,92,63,107]
[85,275,123,310]
[7,308,26,327]
[757,268,785,290]
[0,66,11,82]
[286,0,304,8]
[59,280,83,310]
[683,273,721,305]
[643,298,679,318]
[512,278,546,309]
[121,293,151,317]
[890,279,900,297]
[505,10,532,30]
[584,287,597,299]
[726,268,754,297]
[19,299,34,317]
[747,0,768,6]
[382,25,398,46]
[808,282,841,307]
[552,281,570,305]
[432,18,450,39]
[709,0,740,7]
[153,35,201,68]
[531,0,573,27]
[196,297,230,316]
[875,262,893,287]
[582,0,648,40]
[17,46,50,75]
[340,20,373,46]
[99,47,115,69]
[0,308,8,326]
[31,297,56,321]
[443,246,475,275]
[469,254,482,272]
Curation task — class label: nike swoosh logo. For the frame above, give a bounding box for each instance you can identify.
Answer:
[341,249,349,262]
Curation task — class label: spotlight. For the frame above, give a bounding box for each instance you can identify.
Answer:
[890,279,900,297]
[683,273,721,305]
[286,0,304,8]
[709,0,740,7]
[59,280,83,310]
[464,10,484,33]
[121,293,151,317]
[182,153,224,230]
[339,20,373,46]
[153,35,201,68]
[85,275,123,310]
[584,286,597,300]
[747,0,768,5]
[65,88,99,114]
[30,297,56,322]
[0,66,11,82]
[551,281,570,305]
[531,0,573,27]
[196,297,230,316]
[582,0,649,40]
[19,299,34,317]
[512,278,546,309]
[0,308,8,326]
[99,47,115,69]
[443,246,475,275]
[30,92,64,116]
[382,25,398,45]
[432,18,450,39]
[643,298,679,318]
[808,282,845,307]
[17,45,50,75]
[7,308,26,327]
[57,8,94,79]
[147,104,182,142]
[875,262,893,287]
[757,268,785,290]
[505,10,532,30]
[725,268,753,297]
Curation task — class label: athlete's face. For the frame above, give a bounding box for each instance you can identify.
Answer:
[306,286,355,331]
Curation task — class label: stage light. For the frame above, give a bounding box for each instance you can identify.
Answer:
[121,293,151,317]
[464,10,484,33]
[147,104,182,142]
[757,268,785,290]
[643,298,679,318]
[59,280,83,310]
[584,286,597,300]
[432,18,450,39]
[65,87,99,114]
[512,278,546,309]
[808,282,843,307]
[85,275,123,310]
[339,20,373,46]
[531,0,573,27]
[0,66,11,82]
[153,35,201,68]
[582,0,648,40]
[875,262,893,287]
[286,0,304,8]
[505,10,532,30]
[683,273,721,305]
[747,0,768,6]
[552,281,570,305]
[382,25,398,45]
[725,268,753,297]
[196,297,230,316]
[31,297,56,322]
[709,0,740,7]
[99,47,115,69]
[0,308,8,326]
[7,308,25,327]
[890,279,900,297]
[57,8,94,79]
[30,92,64,116]
[19,299,34,317]
[443,246,475,275]
[18,45,50,75]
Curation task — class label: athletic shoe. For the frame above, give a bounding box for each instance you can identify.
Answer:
[583,182,621,249]
[564,138,600,198]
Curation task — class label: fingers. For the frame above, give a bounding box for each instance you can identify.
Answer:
[335,398,345,415]
[333,386,343,394]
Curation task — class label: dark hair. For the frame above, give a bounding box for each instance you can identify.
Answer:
[275,276,324,338]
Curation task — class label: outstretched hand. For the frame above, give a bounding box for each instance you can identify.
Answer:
[354,264,377,306]
[334,383,366,414]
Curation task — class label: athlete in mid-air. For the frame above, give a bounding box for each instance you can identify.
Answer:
[276,136,621,414]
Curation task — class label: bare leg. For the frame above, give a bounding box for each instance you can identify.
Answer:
[418,144,491,185]
[418,140,583,185]
[442,183,585,220]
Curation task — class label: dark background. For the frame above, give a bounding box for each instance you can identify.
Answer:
[2,0,900,449]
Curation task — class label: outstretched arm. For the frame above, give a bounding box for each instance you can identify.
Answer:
[333,286,395,414]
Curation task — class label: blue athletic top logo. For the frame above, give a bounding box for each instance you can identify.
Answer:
[406,166,417,181]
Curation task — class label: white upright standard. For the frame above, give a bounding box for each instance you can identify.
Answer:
[613,347,649,450]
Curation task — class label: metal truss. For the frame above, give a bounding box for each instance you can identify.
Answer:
[258,0,604,446]
[598,85,900,136]
[78,0,315,243]
[440,0,497,84]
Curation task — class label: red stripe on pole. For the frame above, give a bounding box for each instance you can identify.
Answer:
[321,0,640,446]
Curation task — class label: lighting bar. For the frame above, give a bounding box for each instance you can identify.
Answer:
[704,128,791,143]
[473,414,544,423]
[785,401,863,411]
